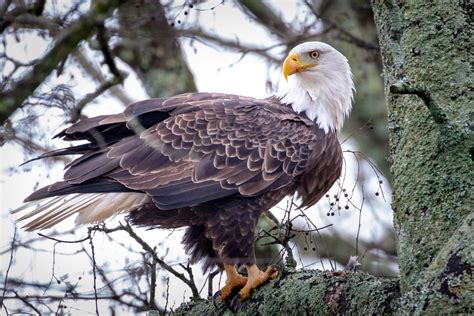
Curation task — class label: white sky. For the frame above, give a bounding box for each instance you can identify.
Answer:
[0,1,394,314]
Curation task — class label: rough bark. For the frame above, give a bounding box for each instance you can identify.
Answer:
[175,1,473,314]
[372,0,473,314]
[176,270,400,315]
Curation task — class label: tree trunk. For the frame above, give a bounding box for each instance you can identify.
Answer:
[372,0,473,313]
[176,1,473,314]
[116,0,196,98]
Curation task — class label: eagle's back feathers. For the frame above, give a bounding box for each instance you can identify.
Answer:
[13,92,343,268]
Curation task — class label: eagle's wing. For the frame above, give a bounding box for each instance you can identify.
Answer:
[22,92,329,216]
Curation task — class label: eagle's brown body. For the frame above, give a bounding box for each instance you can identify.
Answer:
[20,92,342,270]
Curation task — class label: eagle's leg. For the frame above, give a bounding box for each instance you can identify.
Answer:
[238,264,278,301]
[219,263,248,300]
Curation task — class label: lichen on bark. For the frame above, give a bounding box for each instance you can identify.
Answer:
[372,0,473,313]
[175,270,400,315]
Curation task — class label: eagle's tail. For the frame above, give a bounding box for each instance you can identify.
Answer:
[11,192,148,231]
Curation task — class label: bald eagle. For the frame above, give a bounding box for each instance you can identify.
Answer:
[13,42,354,301]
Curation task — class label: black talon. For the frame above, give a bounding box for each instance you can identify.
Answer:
[230,293,242,312]
[212,290,221,308]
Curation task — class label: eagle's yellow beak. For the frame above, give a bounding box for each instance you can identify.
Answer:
[283,53,316,81]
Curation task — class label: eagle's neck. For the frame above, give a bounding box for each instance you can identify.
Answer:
[278,67,354,133]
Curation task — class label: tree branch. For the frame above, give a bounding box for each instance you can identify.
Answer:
[177,270,400,314]
[89,223,201,301]
[0,0,125,125]
[0,228,16,310]
[0,0,45,34]
[237,0,296,39]
[69,76,122,123]
[73,50,134,107]
[96,23,123,81]
[390,81,448,125]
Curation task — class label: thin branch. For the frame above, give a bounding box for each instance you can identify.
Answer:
[88,231,100,316]
[148,254,158,310]
[0,0,45,34]
[237,0,296,39]
[10,290,42,314]
[37,233,90,244]
[11,13,59,33]
[69,76,122,123]
[0,293,144,302]
[390,81,448,125]
[164,277,170,312]
[207,270,220,299]
[179,29,280,63]
[0,228,16,309]
[73,50,134,106]
[96,23,123,80]
[90,223,201,300]
[0,0,125,124]
[12,133,70,164]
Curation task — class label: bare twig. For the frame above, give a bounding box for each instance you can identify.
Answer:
[9,290,42,314]
[148,253,158,310]
[207,270,220,299]
[0,0,45,34]
[179,29,280,63]
[0,228,16,309]
[0,0,125,124]
[69,76,122,123]
[87,231,100,316]
[73,50,134,106]
[89,223,201,300]
[96,23,123,81]
[37,233,90,244]
[164,277,170,313]
[238,0,295,39]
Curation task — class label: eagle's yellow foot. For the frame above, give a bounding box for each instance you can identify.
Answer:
[238,265,278,301]
[220,264,248,300]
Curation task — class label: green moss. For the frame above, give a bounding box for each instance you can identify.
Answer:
[372,0,473,313]
[175,270,400,315]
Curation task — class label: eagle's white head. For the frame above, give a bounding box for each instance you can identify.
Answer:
[278,41,355,133]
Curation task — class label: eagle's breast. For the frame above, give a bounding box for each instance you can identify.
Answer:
[296,126,343,209]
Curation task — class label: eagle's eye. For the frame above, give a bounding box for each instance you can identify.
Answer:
[309,51,320,59]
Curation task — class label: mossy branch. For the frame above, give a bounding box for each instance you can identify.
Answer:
[390,81,448,125]
[175,270,400,315]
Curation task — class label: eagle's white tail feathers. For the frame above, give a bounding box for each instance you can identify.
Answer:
[74,192,148,224]
[12,193,148,231]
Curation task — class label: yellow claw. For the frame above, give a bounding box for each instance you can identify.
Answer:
[219,264,248,300]
[238,265,278,301]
